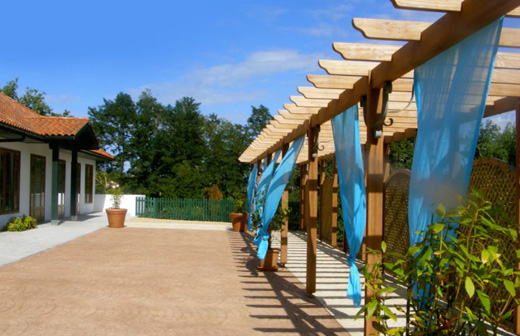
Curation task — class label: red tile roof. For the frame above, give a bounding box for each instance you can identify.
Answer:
[89,148,114,160]
[0,92,113,160]
[0,92,89,137]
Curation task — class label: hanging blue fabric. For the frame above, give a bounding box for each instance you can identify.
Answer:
[257,136,305,260]
[331,104,366,307]
[247,164,258,231]
[408,18,503,247]
[253,150,281,246]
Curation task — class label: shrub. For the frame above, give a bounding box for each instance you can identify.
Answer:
[6,215,37,232]
[358,191,520,335]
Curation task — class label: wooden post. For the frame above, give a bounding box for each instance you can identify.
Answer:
[306,127,319,295]
[266,153,273,249]
[364,87,386,336]
[331,158,338,248]
[300,164,307,231]
[319,160,326,241]
[281,143,290,266]
[514,99,520,335]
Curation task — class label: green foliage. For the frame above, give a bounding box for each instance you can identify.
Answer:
[246,104,272,140]
[6,215,37,232]
[206,185,223,200]
[108,187,123,209]
[389,138,415,171]
[270,204,290,232]
[0,78,69,116]
[359,191,520,335]
[89,92,269,199]
[234,193,247,213]
[88,92,137,180]
[476,119,516,166]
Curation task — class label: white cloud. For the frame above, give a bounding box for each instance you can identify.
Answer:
[128,49,321,107]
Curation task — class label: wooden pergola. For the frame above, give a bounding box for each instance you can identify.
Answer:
[239,1,520,335]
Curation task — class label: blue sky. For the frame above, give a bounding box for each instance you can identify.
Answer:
[0,1,516,127]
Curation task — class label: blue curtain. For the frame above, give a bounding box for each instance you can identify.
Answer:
[253,151,281,246]
[332,104,367,307]
[257,136,305,260]
[247,164,258,231]
[408,18,503,246]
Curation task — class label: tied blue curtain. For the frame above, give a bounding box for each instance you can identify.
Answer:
[247,164,258,231]
[257,136,305,260]
[331,104,367,307]
[253,151,281,246]
[408,18,503,246]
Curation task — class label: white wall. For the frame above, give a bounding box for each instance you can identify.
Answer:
[95,194,145,217]
[0,142,100,228]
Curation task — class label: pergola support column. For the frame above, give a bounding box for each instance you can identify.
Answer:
[51,145,59,226]
[300,164,307,231]
[331,158,338,248]
[280,143,290,266]
[319,160,326,241]
[70,148,78,221]
[364,87,386,336]
[306,126,318,295]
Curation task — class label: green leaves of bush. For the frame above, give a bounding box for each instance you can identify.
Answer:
[6,215,37,232]
[358,191,520,335]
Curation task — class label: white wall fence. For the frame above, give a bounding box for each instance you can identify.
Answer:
[94,194,145,217]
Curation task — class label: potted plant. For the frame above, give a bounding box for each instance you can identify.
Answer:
[258,205,289,271]
[106,187,127,228]
[230,195,248,232]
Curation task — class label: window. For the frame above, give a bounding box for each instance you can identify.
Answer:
[0,148,21,214]
[85,164,93,203]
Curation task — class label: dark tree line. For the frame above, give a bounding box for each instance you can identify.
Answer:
[88,90,272,199]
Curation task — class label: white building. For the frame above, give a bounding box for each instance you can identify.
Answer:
[0,92,113,228]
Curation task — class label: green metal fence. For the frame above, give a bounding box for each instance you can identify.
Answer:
[135,197,235,222]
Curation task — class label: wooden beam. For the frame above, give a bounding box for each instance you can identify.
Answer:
[306,126,318,295]
[307,75,361,89]
[319,60,379,76]
[279,110,313,120]
[484,97,520,117]
[364,87,386,336]
[333,43,400,62]
[353,18,520,48]
[392,0,520,17]
[353,18,429,41]
[371,0,520,90]
[496,53,520,70]
[290,96,331,108]
[244,0,518,164]
[300,164,307,230]
[298,87,344,99]
[284,104,322,114]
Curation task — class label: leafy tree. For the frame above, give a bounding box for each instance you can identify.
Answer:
[0,78,70,116]
[88,93,137,182]
[246,104,272,140]
[476,119,516,166]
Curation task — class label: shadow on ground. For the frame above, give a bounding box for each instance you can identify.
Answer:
[227,231,350,335]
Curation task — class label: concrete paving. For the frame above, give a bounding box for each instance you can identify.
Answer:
[0,212,109,267]
[0,227,349,336]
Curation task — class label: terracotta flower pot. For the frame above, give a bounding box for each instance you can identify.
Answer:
[106,208,127,228]
[258,248,280,272]
[230,212,248,232]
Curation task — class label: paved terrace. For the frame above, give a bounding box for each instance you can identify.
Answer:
[0,215,348,336]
